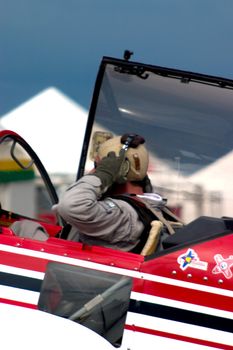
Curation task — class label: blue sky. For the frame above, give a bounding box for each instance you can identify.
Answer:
[1,0,233,116]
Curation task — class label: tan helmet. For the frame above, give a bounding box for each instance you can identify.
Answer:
[97,135,149,181]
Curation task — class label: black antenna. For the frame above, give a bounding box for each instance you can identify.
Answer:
[124,50,133,61]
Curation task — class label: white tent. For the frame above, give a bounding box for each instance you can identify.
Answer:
[190,150,233,190]
[1,87,88,175]
[189,150,233,217]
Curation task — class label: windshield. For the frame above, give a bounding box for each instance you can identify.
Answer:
[83,59,233,224]
[38,262,132,347]
[0,135,59,224]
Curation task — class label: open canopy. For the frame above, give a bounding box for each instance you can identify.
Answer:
[81,57,233,177]
[79,56,233,219]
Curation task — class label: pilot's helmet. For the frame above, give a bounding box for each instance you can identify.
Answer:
[97,134,149,181]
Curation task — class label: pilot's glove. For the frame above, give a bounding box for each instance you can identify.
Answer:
[94,151,129,192]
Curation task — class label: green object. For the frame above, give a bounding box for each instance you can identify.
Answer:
[0,169,35,183]
[94,152,128,192]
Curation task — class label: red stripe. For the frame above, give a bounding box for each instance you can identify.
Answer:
[134,279,233,312]
[0,250,49,272]
[0,297,37,310]
[125,324,233,349]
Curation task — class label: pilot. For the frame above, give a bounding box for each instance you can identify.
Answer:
[55,133,155,252]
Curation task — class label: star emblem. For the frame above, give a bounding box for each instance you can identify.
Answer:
[212,254,233,279]
[177,248,208,271]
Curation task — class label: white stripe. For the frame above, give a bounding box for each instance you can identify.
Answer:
[0,264,44,280]
[131,291,233,320]
[1,243,233,298]
[126,312,233,346]
[0,243,142,277]
[122,329,224,350]
[0,285,39,305]
[141,271,233,298]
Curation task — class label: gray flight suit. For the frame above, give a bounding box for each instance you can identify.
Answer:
[56,175,145,251]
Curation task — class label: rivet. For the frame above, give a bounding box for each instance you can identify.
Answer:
[40,248,44,252]
[110,262,115,266]
[171,270,177,275]
[187,273,192,278]
[64,253,67,256]
[203,276,208,281]
[218,279,224,284]
[16,242,20,247]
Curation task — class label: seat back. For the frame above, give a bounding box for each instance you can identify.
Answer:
[140,220,163,256]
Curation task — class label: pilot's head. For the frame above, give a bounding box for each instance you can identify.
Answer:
[96,133,149,182]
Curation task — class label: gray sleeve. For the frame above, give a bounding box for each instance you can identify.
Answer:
[56,175,144,246]
[10,220,49,241]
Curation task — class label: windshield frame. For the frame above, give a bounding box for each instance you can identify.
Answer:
[0,130,62,225]
[77,56,233,181]
[76,55,233,226]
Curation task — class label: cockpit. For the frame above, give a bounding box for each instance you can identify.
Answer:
[1,56,233,257]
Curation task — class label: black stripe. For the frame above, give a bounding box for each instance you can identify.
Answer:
[129,299,233,333]
[1,270,232,334]
[0,271,42,292]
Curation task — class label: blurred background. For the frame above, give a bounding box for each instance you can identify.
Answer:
[1,0,233,115]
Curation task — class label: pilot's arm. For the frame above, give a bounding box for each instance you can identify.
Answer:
[56,153,144,251]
